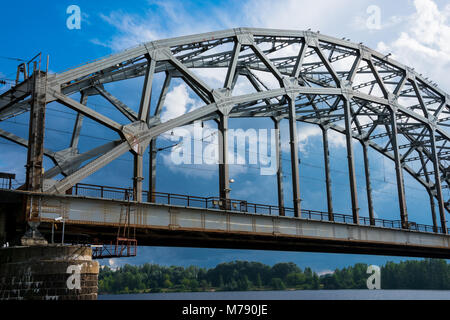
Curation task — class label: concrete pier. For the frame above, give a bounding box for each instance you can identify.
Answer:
[0,245,98,300]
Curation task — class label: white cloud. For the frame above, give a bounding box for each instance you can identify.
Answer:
[160,83,202,123]
[297,125,322,152]
[410,0,450,50]
[376,0,450,91]
[95,2,228,52]
[93,0,450,160]
[317,269,334,276]
[193,68,228,89]
[352,11,406,32]
[328,130,347,149]
[161,151,218,179]
[108,258,119,270]
[95,0,362,52]
[241,0,357,32]
[280,124,347,153]
[97,11,161,51]
[159,121,250,178]
[373,179,396,203]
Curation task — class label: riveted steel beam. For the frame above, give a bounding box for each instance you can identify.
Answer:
[342,96,359,223]
[139,57,156,122]
[133,152,144,203]
[288,95,301,217]
[320,126,334,221]
[224,40,242,90]
[148,138,157,202]
[43,140,120,179]
[51,89,123,133]
[361,140,375,225]
[26,72,47,193]
[70,92,87,151]
[218,111,230,209]
[273,118,285,216]
[0,127,56,161]
[429,127,447,233]
[419,150,439,232]
[2,27,449,232]
[94,85,138,122]
[388,107,408,229]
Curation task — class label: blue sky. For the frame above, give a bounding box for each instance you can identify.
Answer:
[1,0,450,273]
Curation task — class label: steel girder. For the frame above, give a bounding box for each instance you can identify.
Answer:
[1,27,449,233]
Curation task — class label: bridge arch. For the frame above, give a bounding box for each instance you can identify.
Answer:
[0,28,449,233]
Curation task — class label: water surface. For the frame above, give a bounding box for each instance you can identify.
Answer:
[99,290,450,300]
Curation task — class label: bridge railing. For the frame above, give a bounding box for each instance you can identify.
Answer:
[70,183,444,234]
[72,183,133,200]
[0,172,15,190]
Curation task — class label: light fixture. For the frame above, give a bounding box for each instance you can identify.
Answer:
[53,216,65,245]
[52,216,63,244]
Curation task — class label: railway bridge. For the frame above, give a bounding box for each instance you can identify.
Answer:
[1,27,450,299]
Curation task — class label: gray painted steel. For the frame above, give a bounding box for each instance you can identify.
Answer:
[1,27,449,236]
[34,193,450,257]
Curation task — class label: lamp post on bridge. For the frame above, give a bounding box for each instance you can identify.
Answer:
[52,216,65,245]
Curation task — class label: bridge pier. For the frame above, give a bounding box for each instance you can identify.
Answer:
[0,245,98,300]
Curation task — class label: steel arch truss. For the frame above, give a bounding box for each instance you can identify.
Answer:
[1,28,449,233]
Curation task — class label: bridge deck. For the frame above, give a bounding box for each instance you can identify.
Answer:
[1,186,449,259]
[69,183,444,233]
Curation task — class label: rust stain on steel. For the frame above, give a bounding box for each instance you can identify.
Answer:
[11,190,450,255]
[39,216,450,252]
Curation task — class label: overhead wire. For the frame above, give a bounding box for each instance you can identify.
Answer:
[0,116,429,193]
[0,100,435,194]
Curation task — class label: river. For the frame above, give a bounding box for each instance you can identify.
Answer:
[99,289,450,300]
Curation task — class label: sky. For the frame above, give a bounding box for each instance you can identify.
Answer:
[0,0,450,273]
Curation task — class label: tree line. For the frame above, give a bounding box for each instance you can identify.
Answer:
[98,259,450,294]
